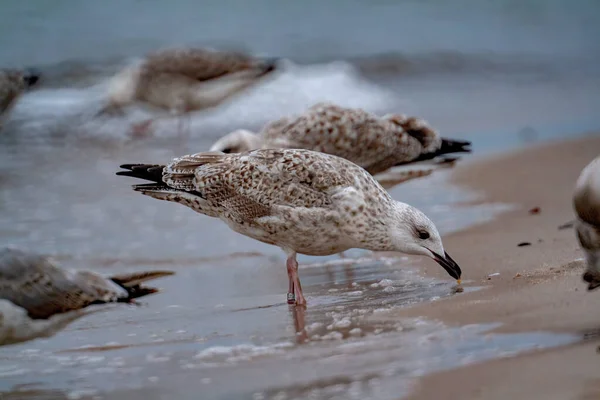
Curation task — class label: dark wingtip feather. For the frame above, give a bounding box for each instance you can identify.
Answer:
[132,183,172,192]
[23,69,41,88]
[116,170,136,177]
[111,270,175,300]
[111,270,175,286]
[394,137,471,167]
[119,163,146,170]
[116,163,165,183]
[121,286,161,300]
[440,138,472,154]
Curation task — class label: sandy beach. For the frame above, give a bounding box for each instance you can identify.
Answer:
[394,134,600,400]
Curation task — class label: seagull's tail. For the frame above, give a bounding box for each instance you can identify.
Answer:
[395,137,471,166]
[117,162,210,211]
[118,157,224,217]
[117,163,165,183]
[117,163,181,199]
[437,138,472,157]
[109,270,175,300]
[23,68,41,89]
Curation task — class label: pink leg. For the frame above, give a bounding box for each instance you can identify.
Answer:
[286,254,306,306]
[130,119,154,139]
[292,306,308,344]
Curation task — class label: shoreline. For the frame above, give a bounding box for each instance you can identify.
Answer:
[386,134,600,399]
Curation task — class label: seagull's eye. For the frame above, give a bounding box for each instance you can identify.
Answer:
[417,230,430,240]
[221,147,234,154]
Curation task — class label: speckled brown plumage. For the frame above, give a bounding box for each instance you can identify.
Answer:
[105,47,278,114]
[210,103,471,175]
[120,149,391,255]
[0,248,174,319]
[118,148,463,305]
[140,48,264,84]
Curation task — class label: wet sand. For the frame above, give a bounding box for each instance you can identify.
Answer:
[398,134,600,400]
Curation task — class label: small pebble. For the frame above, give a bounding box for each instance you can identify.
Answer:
[528,207,541,215]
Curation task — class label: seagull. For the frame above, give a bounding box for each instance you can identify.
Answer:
[573,156,600,290]
[209,103,471,178]
[0,248,174,346]
[100,47,279,138]
[0,68,41,130]
[117,148,462,306]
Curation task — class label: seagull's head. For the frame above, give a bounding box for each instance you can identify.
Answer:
[576,221,600,291]
[209,129,262,154]
[232,57,279,81]
[573,156,600,290]
[3,68,41,90]
[22,69,41,89]
[389,203,462,281]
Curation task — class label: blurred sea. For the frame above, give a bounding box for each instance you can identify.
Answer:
[0,0,598,146]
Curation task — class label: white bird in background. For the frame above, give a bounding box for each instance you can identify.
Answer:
[573,155,600,290]
[209,102,471,183]
[0,248,174,346]
[0,68,41,131]
[117,149,462,306]
[100,47,279,139]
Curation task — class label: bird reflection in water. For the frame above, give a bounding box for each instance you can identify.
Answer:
[290,304,308,344]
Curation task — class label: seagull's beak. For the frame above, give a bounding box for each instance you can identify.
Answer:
[432,251,462,280]
[582,270,600,291]
[258,58,279,76]
[23,68,41,88]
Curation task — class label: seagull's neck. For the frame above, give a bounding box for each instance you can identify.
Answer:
[350,200,411,252]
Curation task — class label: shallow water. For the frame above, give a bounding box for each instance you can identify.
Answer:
[0,135,556,400]
[0,138,574,399]
[0,256,578,400]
